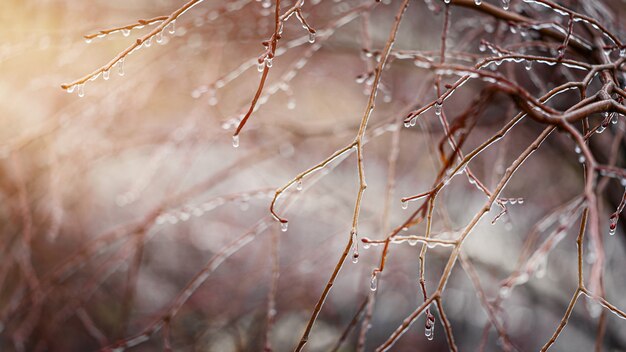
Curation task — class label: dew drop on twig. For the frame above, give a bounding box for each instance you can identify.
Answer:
[232,135,239,148]
[280,221,288,232]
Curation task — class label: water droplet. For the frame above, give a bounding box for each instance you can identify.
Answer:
[363,242,371,249]
[479,42,486,52]
[499,286,511,298]
[168,20,176,34]
[620,48,626,57]
[258,60,265,72]
[434,102,442,116]
[509,198,518,205]
[265,57,273,68]
[156,31,164,43]
[85,37,92,44]
[401,200,408,209]
[408,238,418,246]
[122,29,130,37]
[144,37,152,47]
[280,221,288,232]
[425,313,435,341]
[444,0,450,3]
[517,198,524,204]
[77,84,85,97]
[574,145,581,154]
[525,60,532,70]
[296,179,303,191]
[351,230,359,263]
[578,155,586,164]
[66,85,75,93]
[535,257,547,278]
[370,273,378,291]
[232,135,240,148]
[501,0,510,10]
[308,32,316,44]
[611,113,619,124]
[103,70,110,80]
[474,0,482,5]
[208,95,218,106]
[609,214,618,236]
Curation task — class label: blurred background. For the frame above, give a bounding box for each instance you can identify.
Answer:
[1,0,626,351]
